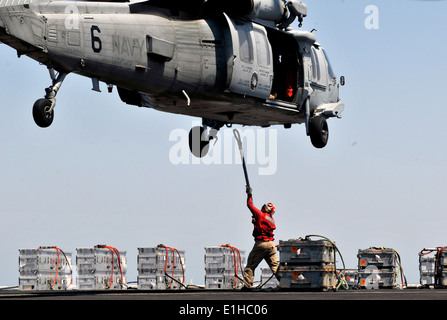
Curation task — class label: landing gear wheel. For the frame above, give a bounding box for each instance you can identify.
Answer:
[189,126,210,158]
[32,98,54,128]
[309,116,329,149]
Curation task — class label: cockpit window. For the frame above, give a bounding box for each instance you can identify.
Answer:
[237,24,254,64]
[310,47,320,81]
[254,29,271,67]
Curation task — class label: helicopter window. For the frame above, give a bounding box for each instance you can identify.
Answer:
[310,47,320,81]
[254,30,271,67]
[236,24,254,64]
[310,47,316,79]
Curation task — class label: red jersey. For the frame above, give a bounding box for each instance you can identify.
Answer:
[247,195,276,241]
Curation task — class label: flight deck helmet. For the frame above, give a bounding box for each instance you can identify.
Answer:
[262,203,275,214]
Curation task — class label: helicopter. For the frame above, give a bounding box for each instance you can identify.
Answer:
[0,0,344,157]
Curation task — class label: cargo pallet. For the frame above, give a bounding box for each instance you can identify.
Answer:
[137,245,186,290]
[418,247,447,288]
[277,236,340,291]
[18,247,73,291]
[76,245,127,290]
[357,247,406,289]
[204,245,245,290]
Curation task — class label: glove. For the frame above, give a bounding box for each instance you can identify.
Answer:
[246,187,252,195]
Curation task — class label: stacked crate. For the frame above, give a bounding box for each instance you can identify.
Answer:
[277,238,337,291]
[137,246,186,290]
[18,247,72,291]
[204,245,246,289]
[357,247,400,289]
[76,245,127,290]
[419,248,436,287]
[429,247,447,288]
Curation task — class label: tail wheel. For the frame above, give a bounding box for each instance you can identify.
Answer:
[309,116,329,149]
[32,98,54,128]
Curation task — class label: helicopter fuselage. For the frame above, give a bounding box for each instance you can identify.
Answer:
[0,0,344,148]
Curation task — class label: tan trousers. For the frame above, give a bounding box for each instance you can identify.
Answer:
[243,240,279,288]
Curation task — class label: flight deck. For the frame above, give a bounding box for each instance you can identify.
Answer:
[0,286,446,300]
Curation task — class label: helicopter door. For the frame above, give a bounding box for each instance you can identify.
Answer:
[224,14,273,99]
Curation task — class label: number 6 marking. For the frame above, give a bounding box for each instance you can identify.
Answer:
[91,25,102,53]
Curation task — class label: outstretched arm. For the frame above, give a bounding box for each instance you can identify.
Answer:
[246,188,262,219]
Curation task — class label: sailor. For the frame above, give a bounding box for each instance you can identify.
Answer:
[242,187,279,290]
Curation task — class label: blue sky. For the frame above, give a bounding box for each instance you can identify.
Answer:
[1,0,447,287]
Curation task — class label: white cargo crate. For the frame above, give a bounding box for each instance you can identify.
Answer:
[419,252,436,286]
[138,247,185,273]
[278,239,335,265]
[18,247,73,291]
[76,246,127,290]
[77,273,127,290]
[138,275,166,290]
[19,248,72,274]
[138,269,185,289]
[205,274,244,290]
[32,275,73,291]
[204,246,246,270]
[205,268,240,277]
[277,265,337,291]
[18,276,38,291]
[419,254,436,272]
[77,247,127,275]
[204,246,245,290]
[18,249,38,275]
[137,246,186,290]
[358,248,397,269]
[420,274,435,287]
[138,273,185,290]
[77,275,96,290]
[358,270,397,289]
[19,273,72,291]
[419,248,447,288]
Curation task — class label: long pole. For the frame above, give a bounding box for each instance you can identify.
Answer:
[233,129,250,189]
